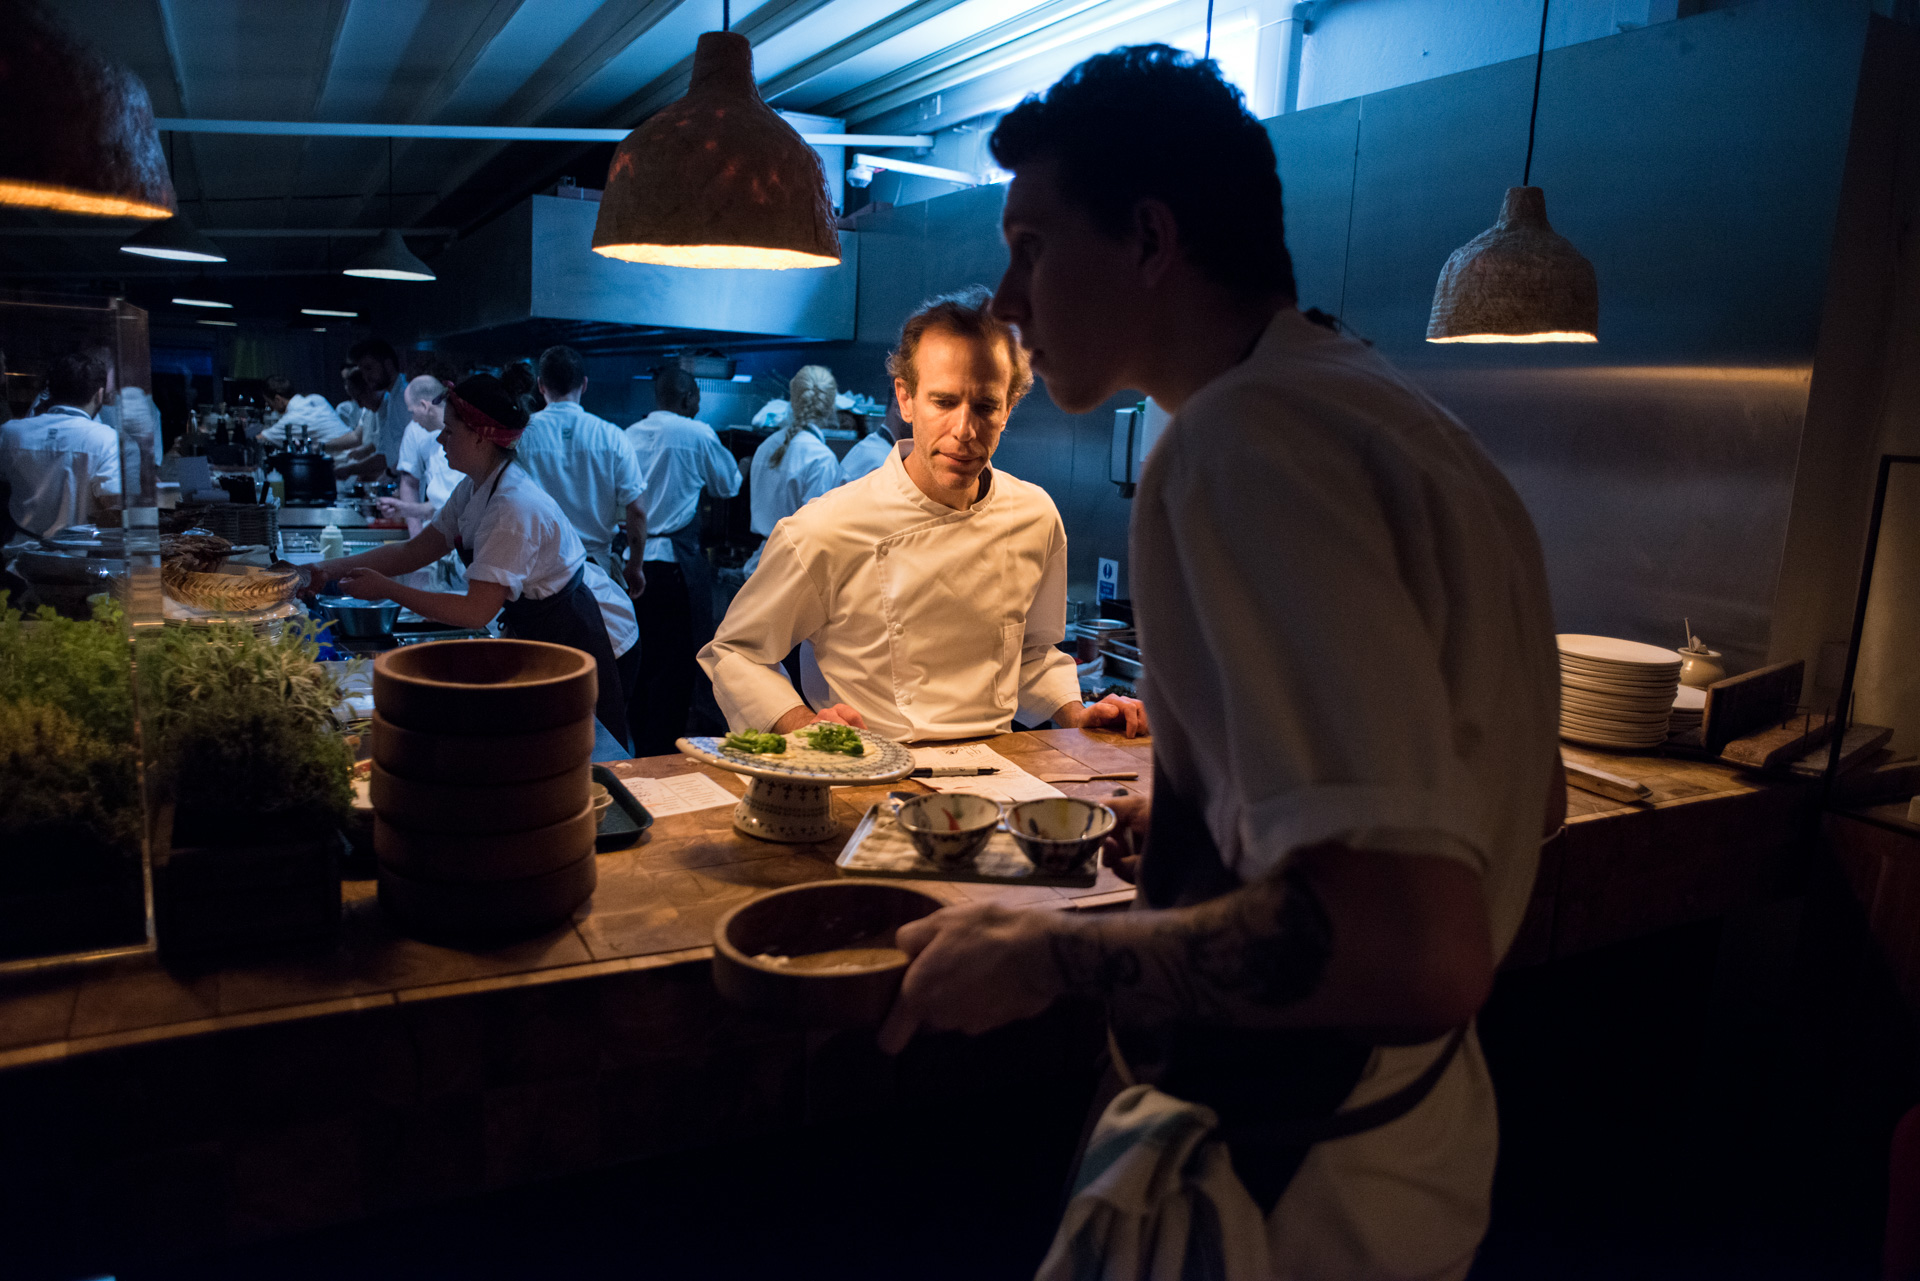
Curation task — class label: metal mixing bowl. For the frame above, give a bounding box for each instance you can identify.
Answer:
[315,595,402,639]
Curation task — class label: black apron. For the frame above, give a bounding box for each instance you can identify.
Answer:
[457,470,634,753]
[660,517,715,644]
[1118,759,1464,1212]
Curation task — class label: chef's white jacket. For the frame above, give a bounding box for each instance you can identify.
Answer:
[430,460,636,657]
[515,401,645,571]
[700,441,1080,742]
[397,421,459,512]
[624,410,741,562]
[742,423,842,574]
[0,406,121,538]
[260,394,358,452]
[1129,307,1560,1281]
[838,426,895,483]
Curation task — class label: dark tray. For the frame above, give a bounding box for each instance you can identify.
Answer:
[593,765,653,851]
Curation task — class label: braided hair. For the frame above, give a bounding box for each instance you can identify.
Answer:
[770,365,837,467]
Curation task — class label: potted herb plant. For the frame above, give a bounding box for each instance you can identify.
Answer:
[0,596,146,960]
[143,619,355,961]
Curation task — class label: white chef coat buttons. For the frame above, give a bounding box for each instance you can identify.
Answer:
[890,622,903,636]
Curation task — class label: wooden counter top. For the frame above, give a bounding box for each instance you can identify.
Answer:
[0,729,1151,1073]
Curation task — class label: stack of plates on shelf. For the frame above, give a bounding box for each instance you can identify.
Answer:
[1668,685,1706,737]
[1557,634,1684,750]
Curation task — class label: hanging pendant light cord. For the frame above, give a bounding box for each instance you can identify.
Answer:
[723,0,730,31]
[1203,0,1214,59]
[1522,0,1549,186]
[387,136,395,226]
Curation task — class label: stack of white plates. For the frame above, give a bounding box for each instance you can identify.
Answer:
[1557,634,1685,749]
[1668,685,1706,738]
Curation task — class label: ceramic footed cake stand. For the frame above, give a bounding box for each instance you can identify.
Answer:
[676,730,915,842]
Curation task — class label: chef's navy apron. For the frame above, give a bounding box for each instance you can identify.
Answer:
[455,475,634,753]
[1119,759,1465,1212]
[662,518,716,644]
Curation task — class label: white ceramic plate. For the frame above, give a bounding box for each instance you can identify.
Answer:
[1560,660,1681,684]
[1672,686,1707,710]
[1559,727,1669,750]
[1557,634,1687,667]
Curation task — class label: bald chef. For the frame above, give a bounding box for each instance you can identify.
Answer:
[700,288,1145,742]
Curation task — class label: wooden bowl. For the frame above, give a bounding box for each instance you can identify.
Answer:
[370,711,595,785]
[373,639,596,735]
[377,852,596,943]
[369,760,589,835]
[712,880,944,1028]
[374,804,596,881]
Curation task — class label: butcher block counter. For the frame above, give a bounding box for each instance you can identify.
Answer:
[0,731,1814,1274]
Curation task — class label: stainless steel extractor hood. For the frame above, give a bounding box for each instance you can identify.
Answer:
[404,195,858,347]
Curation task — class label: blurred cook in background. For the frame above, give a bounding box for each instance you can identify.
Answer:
[623,364,742,755]
[348,337,410,478]
[743,365,844,574]
[838,396,902,483]
[379,375,459,535]
[0,351,119,540]
[259,374,358,453]
[516,346,648,604]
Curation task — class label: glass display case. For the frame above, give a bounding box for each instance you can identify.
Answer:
[0,291,158,966]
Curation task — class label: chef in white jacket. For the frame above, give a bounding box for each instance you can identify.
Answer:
[700,289,1145,743]
[0,351,119,539]
[741,365,844,573]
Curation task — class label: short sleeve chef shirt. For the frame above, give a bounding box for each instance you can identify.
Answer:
[624,410,742,561]
[397,421,459,512]
[430,461,636,657]
[1129,307,1559,1281]
[0,406,122,538]
[515,401,645,564]
[700,441,1080,742]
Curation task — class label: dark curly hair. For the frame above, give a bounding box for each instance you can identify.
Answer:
[990,45,1295,301]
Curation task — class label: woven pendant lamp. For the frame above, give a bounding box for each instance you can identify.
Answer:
[1426,0,1596,344]
[1427,187,1596,343]
[0,1,173,219]
[592,31,839,270]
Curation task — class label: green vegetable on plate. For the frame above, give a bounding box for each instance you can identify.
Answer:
[801,723,864,756]
[724,730,787,754]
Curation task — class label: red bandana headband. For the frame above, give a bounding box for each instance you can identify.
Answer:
[442,388,524,446]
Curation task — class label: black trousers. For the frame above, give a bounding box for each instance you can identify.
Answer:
[630,558,698,758]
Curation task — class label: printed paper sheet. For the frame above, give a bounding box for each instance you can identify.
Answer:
[907,743,1063,805]
[621,771,740,817]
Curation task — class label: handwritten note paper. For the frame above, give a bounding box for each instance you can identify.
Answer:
[621,772,740,817]
[908,743,1063,805]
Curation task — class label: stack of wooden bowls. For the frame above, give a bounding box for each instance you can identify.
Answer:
[370,639,599,941]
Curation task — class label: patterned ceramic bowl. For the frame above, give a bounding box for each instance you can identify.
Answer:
[895,792,1002,867]
[1006,798,1116,874]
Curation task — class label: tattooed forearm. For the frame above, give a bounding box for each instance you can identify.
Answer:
[1047,859,1335,1025]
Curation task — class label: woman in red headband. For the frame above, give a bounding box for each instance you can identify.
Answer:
[311,373,639,751]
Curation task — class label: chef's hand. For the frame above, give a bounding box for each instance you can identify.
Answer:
[877,904,1064,1054]
[1062,693,1148,737]
[1101,790,1151,885]
[771,702,868,734]
[376,496,431,520]
[334,568,395,601]
[624,559,646,600]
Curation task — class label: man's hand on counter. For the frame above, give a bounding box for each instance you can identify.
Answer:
[769,702,869,735]
[1054,693,1148,737]
[877,904,1065,1054]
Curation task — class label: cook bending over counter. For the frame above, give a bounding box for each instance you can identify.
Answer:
[699,289,1145,743]
[308,374,639,751]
